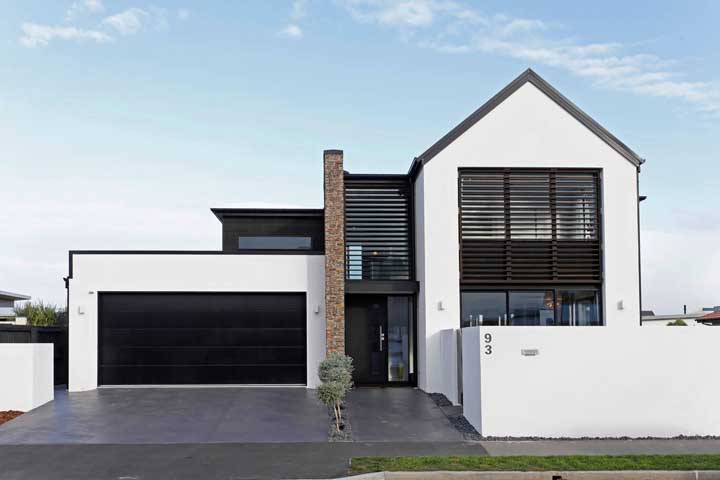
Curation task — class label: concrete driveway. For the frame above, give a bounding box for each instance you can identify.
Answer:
[0,387,329,444]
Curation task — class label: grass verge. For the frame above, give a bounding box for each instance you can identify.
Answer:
[349,455,720,475]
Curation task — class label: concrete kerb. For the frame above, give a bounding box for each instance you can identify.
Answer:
[305,471,720,480]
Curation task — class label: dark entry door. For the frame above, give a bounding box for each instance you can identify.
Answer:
[98,292,307,385]
[346,295,387,384]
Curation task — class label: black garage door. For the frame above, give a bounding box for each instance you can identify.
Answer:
[99,292,306,385]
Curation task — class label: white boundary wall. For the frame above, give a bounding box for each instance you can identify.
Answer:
[462,326,720,437]
[0,344,54,412]
[68,253,325,391]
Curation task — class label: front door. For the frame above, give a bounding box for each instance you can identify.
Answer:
[346,295,413,385]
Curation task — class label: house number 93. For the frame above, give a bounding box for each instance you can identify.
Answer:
[484,333,492,355]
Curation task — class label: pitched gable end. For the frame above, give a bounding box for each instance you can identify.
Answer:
[409,69,644,177]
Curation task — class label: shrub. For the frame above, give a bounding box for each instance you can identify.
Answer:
[14,300,60,327]
[667,319,688,326]
[316,352,354,432]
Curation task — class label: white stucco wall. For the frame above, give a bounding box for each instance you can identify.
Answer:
[414,81,641,399]
[68,253,325,392]
[462,326,720,437]
[0,344,54,412]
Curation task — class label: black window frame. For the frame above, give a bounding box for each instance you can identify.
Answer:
[460,286,604,327]
[458,168,603,285]
[344,174,414,281]
[237,235,314,251]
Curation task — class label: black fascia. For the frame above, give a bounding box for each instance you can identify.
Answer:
[408,68,645,180]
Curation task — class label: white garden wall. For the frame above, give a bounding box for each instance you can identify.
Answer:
[0,344,54,412]
[414,80,640,400]
[462,326,720,437]
[68,253,325,391]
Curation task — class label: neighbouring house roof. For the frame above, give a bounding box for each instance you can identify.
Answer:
[698,311,720,322]
[408,68,645,179]
[0,290,31,302]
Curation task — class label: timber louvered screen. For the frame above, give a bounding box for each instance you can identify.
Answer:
[459,169,601,284]
[345,175,413,280]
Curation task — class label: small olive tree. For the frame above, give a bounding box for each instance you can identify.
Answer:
[667,319,688,326]
[316,352,354,432]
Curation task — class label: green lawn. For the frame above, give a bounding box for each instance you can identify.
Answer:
[349,454,720,475]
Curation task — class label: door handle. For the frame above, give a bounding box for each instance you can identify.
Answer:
[379,326,385,351]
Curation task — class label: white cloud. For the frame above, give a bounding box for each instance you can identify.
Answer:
[279,24,303,39]
[65,0,104,21]
[337,0,720,115]
[291,0,308,20]
[20,22,111,47]
[102,8,149,35]
[177,8,190,20]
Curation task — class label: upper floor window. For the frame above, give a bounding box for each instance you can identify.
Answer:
[238,236,312,250]
[459,168,602,284]
[345,175,413,280]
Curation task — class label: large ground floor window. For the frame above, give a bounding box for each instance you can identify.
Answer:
[461,288,601,327]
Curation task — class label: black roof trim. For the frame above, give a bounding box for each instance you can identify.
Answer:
[211,208,324,221]
[410,68,644,178]
[344,173,409,180]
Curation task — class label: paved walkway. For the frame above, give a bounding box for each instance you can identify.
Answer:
[347,388,464,442]
[2,439,720,479]
[0,442,487,479]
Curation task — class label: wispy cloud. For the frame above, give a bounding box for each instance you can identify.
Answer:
[279,24,304,39]
[22,3,186,47]
[291,0,308,21]
[20,22,111,47]
[65,0,104,22]
[102,8,149,35]
[279,0,309,40]
[337,0,720,114]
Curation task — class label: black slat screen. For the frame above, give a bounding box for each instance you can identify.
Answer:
[460,169,601,284]
[345,175,413,280]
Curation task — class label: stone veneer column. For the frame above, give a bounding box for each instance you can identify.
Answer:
[323,149,345,354]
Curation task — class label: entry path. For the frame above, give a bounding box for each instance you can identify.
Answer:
[346,388,464,442]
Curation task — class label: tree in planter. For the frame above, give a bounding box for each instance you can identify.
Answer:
[316,352,354,433]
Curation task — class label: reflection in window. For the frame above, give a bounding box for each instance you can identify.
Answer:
[508,291,555,326]
[387,296,411,382]
[461,291,506,327]
[238,236,312,250]
[557,290,600,326]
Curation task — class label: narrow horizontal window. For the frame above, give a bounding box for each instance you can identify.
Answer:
[461,288,603,327]
[237,236,312,250]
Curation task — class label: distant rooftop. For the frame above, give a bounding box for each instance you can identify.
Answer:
[0,290,31,302]
[698,311,720,322]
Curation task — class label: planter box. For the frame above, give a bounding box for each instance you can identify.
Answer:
[0,344,54,412]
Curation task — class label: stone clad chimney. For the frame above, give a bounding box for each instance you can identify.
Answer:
[323,149,345,354]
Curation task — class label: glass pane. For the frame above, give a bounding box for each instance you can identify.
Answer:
[237,236,312,250]
[387,296,410,382]
[556,173,598,240]
[508,291,555,326]
[557,290,601,326]
[461,291,506,327]
[509,172,552,240]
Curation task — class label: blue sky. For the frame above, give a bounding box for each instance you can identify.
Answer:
[1,1,718,314]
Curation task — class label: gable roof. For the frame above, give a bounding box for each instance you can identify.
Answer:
[408,68,644,178]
